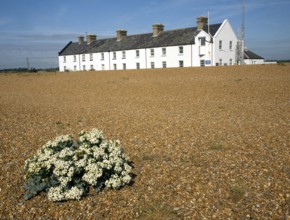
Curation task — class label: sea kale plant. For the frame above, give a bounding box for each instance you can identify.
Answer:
[23,128,133,202]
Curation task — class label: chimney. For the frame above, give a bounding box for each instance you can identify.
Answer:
[116,30,127,41]
[87,34,97,44]
[152,24,164,37]
[78,36,84,44]
[196,16,208,30]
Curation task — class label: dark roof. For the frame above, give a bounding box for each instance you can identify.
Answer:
[59,23,222,56]
[244,48,264,59]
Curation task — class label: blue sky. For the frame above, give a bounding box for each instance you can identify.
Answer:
[0,0,289,69]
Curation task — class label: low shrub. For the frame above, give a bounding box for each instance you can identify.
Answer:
[23,128,133,202]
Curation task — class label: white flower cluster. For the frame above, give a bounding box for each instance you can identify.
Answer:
[23,128,133,202]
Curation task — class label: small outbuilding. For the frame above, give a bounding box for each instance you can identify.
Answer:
[244,48,264,64]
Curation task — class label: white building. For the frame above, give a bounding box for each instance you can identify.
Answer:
[244,48,264,64]
[58,16,239,72]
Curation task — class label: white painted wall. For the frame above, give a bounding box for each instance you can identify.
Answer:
[244,59,265,65]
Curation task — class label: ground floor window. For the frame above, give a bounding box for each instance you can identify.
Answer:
[136,63,140,69]
[229,59,233,65]
[151,62,155,69]
[123,63,126,70]
[179,60,184,67]
[90,65,94,70]
[102,64,105,70]
[74,65,77,71]
[113,64,117,70]
[162,61,167,68]
[200,60,205,66]
[83,65,86,71]
[219,59,222,66]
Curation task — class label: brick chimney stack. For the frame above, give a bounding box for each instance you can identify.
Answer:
[116,30,127,41]
[197,16,208,30]
[152,24,164,37]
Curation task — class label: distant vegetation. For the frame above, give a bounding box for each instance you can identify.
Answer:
[0,67,59,73]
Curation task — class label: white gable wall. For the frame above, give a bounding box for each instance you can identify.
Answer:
[213,19,237,66]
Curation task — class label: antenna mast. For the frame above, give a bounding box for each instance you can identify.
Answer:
[241,0,245,64]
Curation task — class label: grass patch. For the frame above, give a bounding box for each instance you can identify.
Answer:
[230,185,245,202]
[210,142,225,151]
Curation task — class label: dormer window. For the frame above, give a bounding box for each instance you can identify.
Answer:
[199,37,206,46]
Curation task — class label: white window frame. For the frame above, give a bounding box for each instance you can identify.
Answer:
[162,61,167,68]
[150,49,154,57]
[179,60,184,67]
[162,48,166,56]
[136,50,140,58]
[219,40,222,50]
[122,51,126,59]
[179,46,184,55]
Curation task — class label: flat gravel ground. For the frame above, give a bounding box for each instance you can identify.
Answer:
[0,65,289,219]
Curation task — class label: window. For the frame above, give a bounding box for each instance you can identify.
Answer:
[219,59,222,66]
[101,53,104,60]
[83,65,86,70]
[151,62,155,69]
[179,46,184,54]
[102,64,105,70]
[179,60,184,67]
[200,60,205,66]
[136,63,140,69]
[64,66,67,71]
[136,50,140,58]
[150,49,154,57]
[162,61,167,68]
[63,56,66,63]
[200,37,206,46]
[229,41,233,50]
[90,53,93,61]
[123,63,126,70]
[219,40,222,50]
[90,65,94,70]
[82,54,85,61]
[74,65,77,71]
[73,55,76,62]
[113,52,116,60]
[122,51,126,59]
[162,48,166,56]
[229,59,233,65]
[113,64,117,70]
